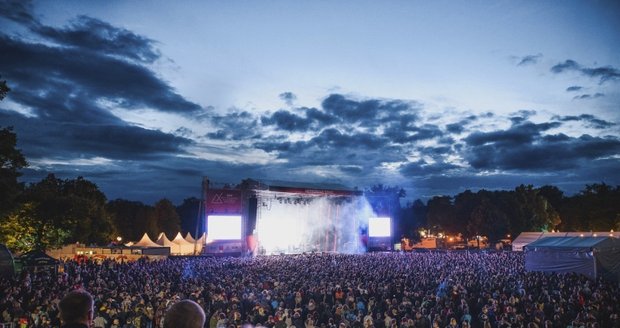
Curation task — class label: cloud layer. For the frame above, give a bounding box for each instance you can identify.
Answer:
[1,4,619,203]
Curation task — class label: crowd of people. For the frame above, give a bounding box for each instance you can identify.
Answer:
[0,251,618,328]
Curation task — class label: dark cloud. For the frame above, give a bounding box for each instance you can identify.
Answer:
[399,160,459,176]
[0,35,201,114]
[509,110,537,125]
[260,107,339,133]
[34,16,161,63]
[463,121,620,171]
[305,107,339,126]
[446,123,465,134]
[207,111,260,140]
[321,94,416,127]
[311,128,388,150]
[551,114,615,129]
[0,0,37,26]
[383,123,444,144]
[465,121,559,147]
[0,110,192,161]
[566,86,583,92]
[261,110,312,132]
[445,115,478,134]
[279,92,297,106]
[338,165,363,175]
[551,59,620,84]
[517,53,542,66]
[573,93,605,100]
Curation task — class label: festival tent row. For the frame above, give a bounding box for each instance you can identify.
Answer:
[524,236,620,282]
[132,232,205,255]
[512,231,620,251]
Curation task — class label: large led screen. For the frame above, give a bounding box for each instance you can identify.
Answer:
[368,217,391,237]
[207,215,242,240]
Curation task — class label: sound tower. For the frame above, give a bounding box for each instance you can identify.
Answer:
[247,196,258,236]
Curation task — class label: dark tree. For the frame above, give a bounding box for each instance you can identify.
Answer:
[0,174,112,251]
[107,199,157,242]
[176,197,201,237]
[426,196,456,234]
[559,183,620,231]
[153,198,181,239]
[0,76,10,101]
[400,199,427,240]
[0,127,28,217]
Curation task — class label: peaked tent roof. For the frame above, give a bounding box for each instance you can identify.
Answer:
[156,233,176,246]
[172,232,193,245]
[133,233,160,247]
[184,232,196,243]
[525,237,620,251]
[156,233,182,254]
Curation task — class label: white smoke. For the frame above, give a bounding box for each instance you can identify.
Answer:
[255,195,377,254]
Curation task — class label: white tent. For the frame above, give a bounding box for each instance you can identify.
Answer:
[184,233,196,244]
[156,233,181,254]
[513,231,620,251]
[190,232,206,254]
[512,232,544,251]
[172,232,196,255]
[133,233,160,248]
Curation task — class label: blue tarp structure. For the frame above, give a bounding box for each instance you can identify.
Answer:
[524,237,620,282]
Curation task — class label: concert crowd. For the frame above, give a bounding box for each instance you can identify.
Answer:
[0,251,618,328]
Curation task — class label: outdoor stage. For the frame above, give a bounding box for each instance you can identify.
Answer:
[201,179,394,255]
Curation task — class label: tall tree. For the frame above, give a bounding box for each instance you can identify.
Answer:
[62,177,112,244]
[400,199,427,240]
[0,75,9,101]
[512,184,561,233]
[0,174,113,251]
[0,127,28,217]
[559,183,620,231]
[107,199,157,242]
[453,190,480,238]
[467,194,510,242]
[153,199,181,239]
[176,197,201,237]
[426,196,456,234]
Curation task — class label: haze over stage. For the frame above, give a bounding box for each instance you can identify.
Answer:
[202,179,395,255]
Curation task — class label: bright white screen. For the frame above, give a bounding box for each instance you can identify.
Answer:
[207,215,242,240]
[369,217,391,237]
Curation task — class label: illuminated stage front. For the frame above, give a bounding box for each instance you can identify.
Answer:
[202,180,393,255]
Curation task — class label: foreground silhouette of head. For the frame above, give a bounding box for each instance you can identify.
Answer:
[59,289,94,328]
[164,299,206,328]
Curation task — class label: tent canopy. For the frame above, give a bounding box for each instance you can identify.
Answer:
[513,231,620,251]
[525,236,620,251]
[18,250,59,266]
[133,233,160,247]
[525,237,620,282]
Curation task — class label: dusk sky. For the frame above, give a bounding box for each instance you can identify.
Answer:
[1,0,619,204]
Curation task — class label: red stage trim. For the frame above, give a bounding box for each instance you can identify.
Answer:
[206,189,242,214]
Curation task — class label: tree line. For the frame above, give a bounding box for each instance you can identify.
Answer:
[1,126,202,252]
[396,183,620,242]
[1,125,619,253]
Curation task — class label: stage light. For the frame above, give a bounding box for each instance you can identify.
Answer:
[207,215,242,240]
[368,217,391,237]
